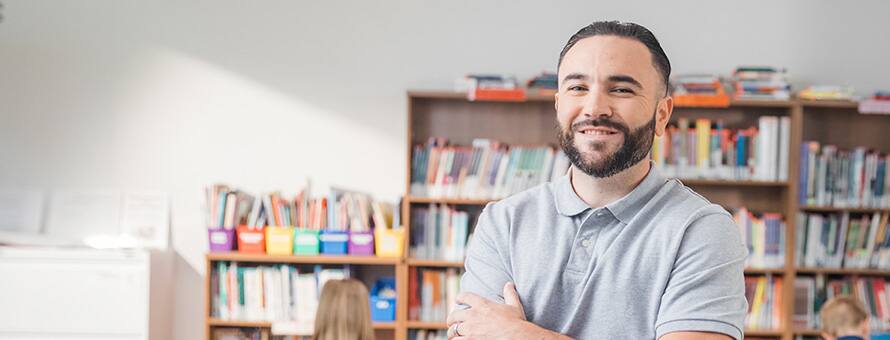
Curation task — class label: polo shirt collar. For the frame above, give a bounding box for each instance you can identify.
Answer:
[554,162,666,223]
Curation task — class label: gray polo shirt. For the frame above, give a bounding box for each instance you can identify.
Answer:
[460,165,748,339]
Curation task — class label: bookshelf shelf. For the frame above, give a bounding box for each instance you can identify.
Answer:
[793,328,822,336]
[796,267,890,276]
[726,99,794,108]
[208,319,272,328]
[407,258,464,268]
[206,253,399,266]
[744,268,786,275]
[744,329,784,337]
[406,321,447,330]
[799,205,890,214]
[798,99,859,109]
[373,322,398,330]
[207,319,397,330]
[407,196,495,206]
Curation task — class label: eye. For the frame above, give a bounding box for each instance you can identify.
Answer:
[567,85,588,92]
[612,87,636,95]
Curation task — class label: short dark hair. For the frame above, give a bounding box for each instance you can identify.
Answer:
[558,21,671,95]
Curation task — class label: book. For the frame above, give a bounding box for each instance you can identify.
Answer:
[409,204,471,261]
[735,208,786,269]
[409,267,461,323]
[410,138,567,200]
[799,143,890,208]
[211,262,350,324]
[744,275,783,330]
[796,211,890,269]
[653,116,788,181]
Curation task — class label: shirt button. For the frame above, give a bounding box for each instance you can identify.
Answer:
[596,212,604,217]
[581,239,592,247]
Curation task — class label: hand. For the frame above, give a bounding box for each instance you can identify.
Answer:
[446,282,528,339]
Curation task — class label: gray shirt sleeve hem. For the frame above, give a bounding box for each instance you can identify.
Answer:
[655,319,742,340]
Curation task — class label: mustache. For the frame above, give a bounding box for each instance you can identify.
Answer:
[569,117,629,134]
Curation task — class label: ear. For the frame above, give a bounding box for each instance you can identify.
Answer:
[654,95,673,137]
[554,92,560,112]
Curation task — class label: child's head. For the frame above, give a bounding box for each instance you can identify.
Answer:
[314,278,375,340]
[820,295,870,340]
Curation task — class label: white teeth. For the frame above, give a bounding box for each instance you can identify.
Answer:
[581,130,614,135]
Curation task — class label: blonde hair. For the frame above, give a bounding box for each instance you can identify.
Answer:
[314,278,375,340]
[820,295,868,336]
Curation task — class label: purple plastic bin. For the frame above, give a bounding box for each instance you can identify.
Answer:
[348,231,375,255]
[208,228,236,252]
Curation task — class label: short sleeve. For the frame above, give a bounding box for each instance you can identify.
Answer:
[458,203,514,304]
[655,210,749,340]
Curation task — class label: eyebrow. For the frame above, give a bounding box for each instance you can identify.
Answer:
[562,73,645,89]
[608,74,644,89]
[562,73,587,82]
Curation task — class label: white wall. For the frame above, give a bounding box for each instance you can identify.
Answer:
[1,1,888,339]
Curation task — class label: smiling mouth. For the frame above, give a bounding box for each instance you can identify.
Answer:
[576,127,620,136]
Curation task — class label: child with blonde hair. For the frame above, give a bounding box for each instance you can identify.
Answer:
[820,296,870,340]
[314,278,375,340]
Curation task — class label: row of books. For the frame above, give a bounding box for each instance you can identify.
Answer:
[732,66,790,100]
[211,262,348,322]
[409,204,472,261]
[410,138,570,199]
[735,208,786,269]
[652,116,790,181]
[744,275,783,330]
[794,276,890,331]
[673,74,723,96]
[408,267,460,322]
[212,328,273,340]
[206,184,255,229]
[795,212,890,269]
[799,85,855,101]
[526,72,557,94]
[799,142,890,208]
[455,74,525,101]
[860,91,890,114]
[205,184,397,232]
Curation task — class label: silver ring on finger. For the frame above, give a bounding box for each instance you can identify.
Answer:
[451,322,462,337]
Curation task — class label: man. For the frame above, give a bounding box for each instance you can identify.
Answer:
[446,21,748,339]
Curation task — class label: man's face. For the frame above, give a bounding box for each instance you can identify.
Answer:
[555,35,672,178]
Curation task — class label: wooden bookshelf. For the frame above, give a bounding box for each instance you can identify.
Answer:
[205,253,403,340]
[404,90,890,340]
[204,91,889,340]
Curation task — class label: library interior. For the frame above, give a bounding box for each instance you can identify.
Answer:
[2,1,890,340]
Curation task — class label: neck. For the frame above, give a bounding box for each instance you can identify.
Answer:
[570,160,651,209]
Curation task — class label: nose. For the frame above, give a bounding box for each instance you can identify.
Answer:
[581,89,612,119]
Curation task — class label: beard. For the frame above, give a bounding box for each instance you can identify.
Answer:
[557,112,656,178]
